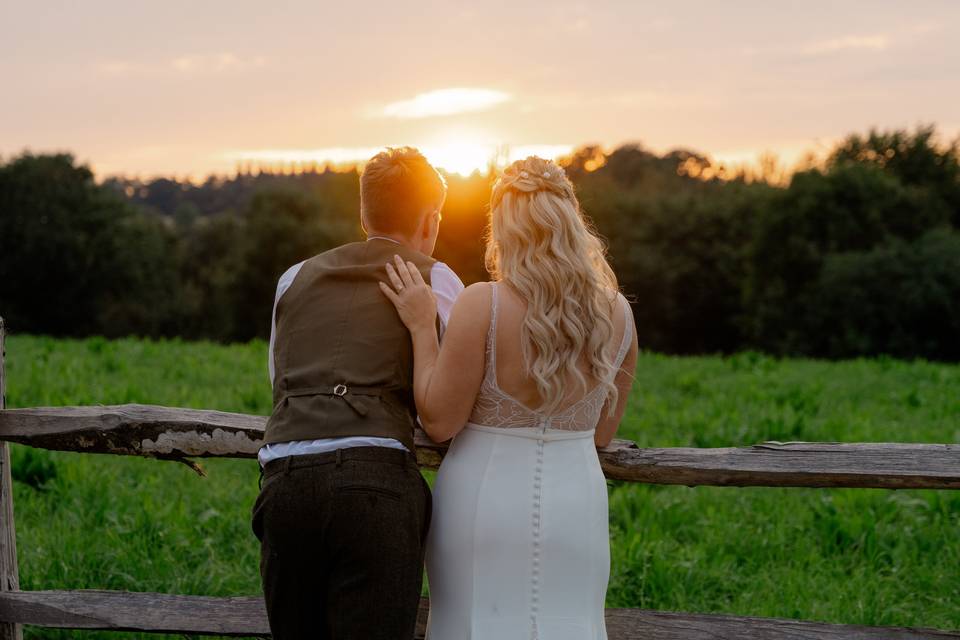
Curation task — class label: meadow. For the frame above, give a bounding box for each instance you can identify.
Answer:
[4,334,959,638]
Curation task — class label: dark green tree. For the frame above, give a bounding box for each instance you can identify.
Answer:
[744,160,953,354]
[807,229,960,360]
[0,153,178,336]
[827,125,960,225]
[175,212,245,340]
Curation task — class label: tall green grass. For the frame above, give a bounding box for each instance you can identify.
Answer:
[4,335,959,638]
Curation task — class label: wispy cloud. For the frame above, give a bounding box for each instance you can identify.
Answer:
[514,90,713,113]
[801,34,890,55]
[95,52,266,77]
[170,52,266,73]
[739,33,894,59]
[378,88,511,119]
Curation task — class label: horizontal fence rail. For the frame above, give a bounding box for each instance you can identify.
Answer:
[0,591,957,640]
[1,401,958,638]
[0,404,958,489]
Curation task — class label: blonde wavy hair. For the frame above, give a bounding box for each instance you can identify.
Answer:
[486,156,621,415]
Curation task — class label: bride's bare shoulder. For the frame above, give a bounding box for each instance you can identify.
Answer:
[445,281,494,336]
[456,281,494,307]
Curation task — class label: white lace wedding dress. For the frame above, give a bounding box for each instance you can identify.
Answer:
[425,283,632,640]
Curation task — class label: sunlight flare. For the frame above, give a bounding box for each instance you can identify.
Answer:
[224,142,573,177]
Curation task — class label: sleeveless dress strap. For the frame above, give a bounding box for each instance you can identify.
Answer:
[614,295,633,370]
[486,282,500,374]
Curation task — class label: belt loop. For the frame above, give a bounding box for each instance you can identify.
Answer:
[336,448,343,467]
[283,455,292,476]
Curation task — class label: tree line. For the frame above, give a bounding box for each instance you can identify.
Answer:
[1,126,958,360]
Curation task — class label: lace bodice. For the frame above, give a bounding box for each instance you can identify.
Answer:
[467,283,633,431]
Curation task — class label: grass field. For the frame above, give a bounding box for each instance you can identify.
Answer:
[3,334,959,638]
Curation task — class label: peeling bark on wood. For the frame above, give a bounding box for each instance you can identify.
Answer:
[0,404,957,489]
[0,404,266,459]
[0,591,957,639]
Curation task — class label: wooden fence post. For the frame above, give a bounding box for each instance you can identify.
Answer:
[0,317,22,640]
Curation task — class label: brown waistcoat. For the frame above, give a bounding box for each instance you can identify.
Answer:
[265,238,437,451]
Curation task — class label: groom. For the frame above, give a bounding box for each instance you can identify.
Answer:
[251,147,464,639]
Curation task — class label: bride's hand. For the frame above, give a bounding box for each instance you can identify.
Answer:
[380,254,437,334]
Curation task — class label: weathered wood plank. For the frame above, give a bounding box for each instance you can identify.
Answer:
[0,590,267,636]
[598,440,960,489]
[0,591,957,639]
[0,318,22,640]
[0,405,265,459]
[600,608,960,639]
[0,404,958,489]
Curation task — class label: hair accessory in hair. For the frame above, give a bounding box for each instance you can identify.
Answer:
[543,171,551,178]
[520,170,529,178]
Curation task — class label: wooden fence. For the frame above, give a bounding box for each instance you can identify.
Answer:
[0,319,957,639]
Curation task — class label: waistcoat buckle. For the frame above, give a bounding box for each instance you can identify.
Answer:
[333,384,348,397]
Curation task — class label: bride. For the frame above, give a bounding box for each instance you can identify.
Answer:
[380,156,637,640]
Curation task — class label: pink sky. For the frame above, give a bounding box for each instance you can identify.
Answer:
[2,1,958,178]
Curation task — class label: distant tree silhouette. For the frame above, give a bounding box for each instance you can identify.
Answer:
[2,126,958,359]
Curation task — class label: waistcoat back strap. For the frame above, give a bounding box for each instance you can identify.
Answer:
[279,384,397,417]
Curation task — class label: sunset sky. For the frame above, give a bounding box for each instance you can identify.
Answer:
[2,1,959,178]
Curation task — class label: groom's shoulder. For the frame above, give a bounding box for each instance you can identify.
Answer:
[314,240,366,261]
[297,241,373,269]
[275,243,362,287]
[298,241,437,277]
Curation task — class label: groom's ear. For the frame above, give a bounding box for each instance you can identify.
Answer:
[421,209,433,237]
[421,205,441,236]
[413,207,430,240]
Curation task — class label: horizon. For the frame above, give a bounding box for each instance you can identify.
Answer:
[13,127,955,186]
[2,2,959,179]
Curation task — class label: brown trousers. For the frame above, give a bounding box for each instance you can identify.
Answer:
[252,446,431,639]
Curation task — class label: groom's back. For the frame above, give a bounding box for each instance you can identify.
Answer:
[265,238,436,451]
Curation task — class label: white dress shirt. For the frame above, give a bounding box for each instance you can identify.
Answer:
[258,237,464,466]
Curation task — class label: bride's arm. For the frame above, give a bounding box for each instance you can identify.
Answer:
[594,302,638,448]
[381,256,489,442]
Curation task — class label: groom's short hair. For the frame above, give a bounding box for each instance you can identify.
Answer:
[360,147,447,236]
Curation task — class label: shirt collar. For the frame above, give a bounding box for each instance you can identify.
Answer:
[366,235,402,245]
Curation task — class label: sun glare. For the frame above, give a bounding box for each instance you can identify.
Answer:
[424,141,574,175]
[225,142,573,177]
[419,142,492,176]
